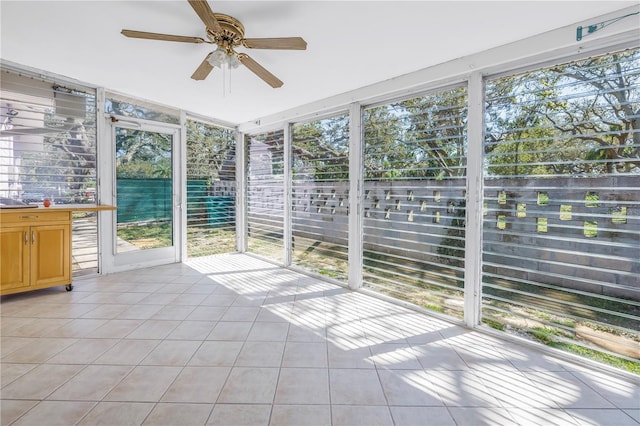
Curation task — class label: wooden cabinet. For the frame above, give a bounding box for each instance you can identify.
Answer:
[1,210,71,295]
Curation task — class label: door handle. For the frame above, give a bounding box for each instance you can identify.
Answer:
[25,231,29,244]
[32,231,35,244]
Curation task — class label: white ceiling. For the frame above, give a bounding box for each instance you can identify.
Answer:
[1,1,636,125]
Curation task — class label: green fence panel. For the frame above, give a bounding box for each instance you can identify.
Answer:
[117,178,172,223]
[207,196,234,227]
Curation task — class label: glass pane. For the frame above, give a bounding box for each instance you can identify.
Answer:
[246,130,285,263]
[0,69,98,275]
[362,86,468,319]
[105,98,179,124]
[115,127,173,252]
[483,48,640,372]
[292,114,349,281]
[186,119,236,257]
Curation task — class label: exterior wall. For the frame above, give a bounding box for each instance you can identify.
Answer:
[484,176,639,299]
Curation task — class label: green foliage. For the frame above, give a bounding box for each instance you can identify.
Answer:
[436,200,466,266]
[482,317,506,331]
[318,268,342,278]
[364,87,468,180]
[116,129,172,178]
[292,114,350,182]
[423,304,446,313]
[186,120,236,183]
[485,48,640,177]
[116,161,168,179]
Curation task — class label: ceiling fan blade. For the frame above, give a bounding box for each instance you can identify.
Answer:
[191,53,214,80]
[121,29,207,44]
[187,0,222,33]
[237,53,283,88]
[243,37,307,50]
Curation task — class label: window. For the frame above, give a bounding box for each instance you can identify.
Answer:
[0,69,98,274]
[186,119,236,256]
[105,95,179,124]
[246,130,285,262]
[291,114,349,280]
[483,48,640,365]
[362,86,468,318]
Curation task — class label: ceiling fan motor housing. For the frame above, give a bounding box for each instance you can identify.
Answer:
[207,13,245,50]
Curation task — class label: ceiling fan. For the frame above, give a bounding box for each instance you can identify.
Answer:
[121,0,307,88]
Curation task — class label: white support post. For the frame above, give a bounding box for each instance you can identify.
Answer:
[464,71,485,328]
[348,103,363,290]
[179,110,188,263]
[283,124,292,266]
[236,131,247,253]
[95,87,110,274]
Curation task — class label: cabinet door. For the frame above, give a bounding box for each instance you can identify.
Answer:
[0,226,30,290]
[30,224,71,287]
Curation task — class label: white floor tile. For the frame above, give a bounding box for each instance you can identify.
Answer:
[217,367,280,404]
[10,400,95,426]
[0,254,636,426]
[161,366,230,403]
[331,405,394,426]
[274,368,330,404]
[207,404,271,426]
[329,369,387,405]
[143,403,213,426]
[270,405,331,426]
[389,406,456,426]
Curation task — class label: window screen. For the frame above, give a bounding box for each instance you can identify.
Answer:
[483,48,640,367]
[291,114,349,281]
[246,130,285,263]
[0,69,98,274]
[362,86,468,318]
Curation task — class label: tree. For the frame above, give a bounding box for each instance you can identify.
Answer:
[398,86,468,178]
[363,104,410,180]
[115,129,172,179]
[186,120,236,184]
[363,87,468,180]
[292,114,349,182]
[485,48,640,177]
[545,49,640,174]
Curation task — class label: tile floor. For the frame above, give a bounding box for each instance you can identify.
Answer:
[1,253,638,426]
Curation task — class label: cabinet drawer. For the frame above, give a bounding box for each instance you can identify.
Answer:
[1,211,70,224]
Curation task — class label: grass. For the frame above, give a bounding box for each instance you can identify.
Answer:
[292,237,348,281]
[529,326,574,344]
[482,317,506,331]
[187,226,236,256]
[117,222,172,249]
[117,222,237,255]
[529,327,640,374]
[483,276,638,330]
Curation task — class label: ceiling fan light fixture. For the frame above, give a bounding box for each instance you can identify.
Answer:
[228,54,241,69]
[207,48,227,67]
[207,48,241,69]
